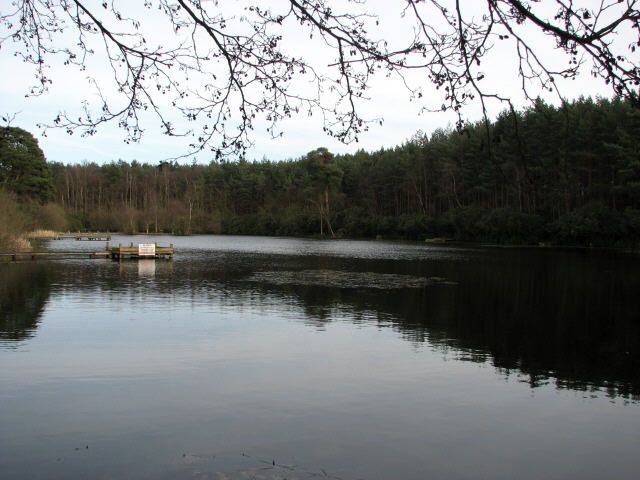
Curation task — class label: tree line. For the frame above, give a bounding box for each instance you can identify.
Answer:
[2,96,640,247]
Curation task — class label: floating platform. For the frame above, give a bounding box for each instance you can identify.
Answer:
[108,242,174,260]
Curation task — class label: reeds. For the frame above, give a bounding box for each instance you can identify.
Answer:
[0,235,32,251]
[26,229,60,239]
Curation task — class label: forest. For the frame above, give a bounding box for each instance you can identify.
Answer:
[2,96,640,248]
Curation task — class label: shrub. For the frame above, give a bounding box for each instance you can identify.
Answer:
[477,208,545,244]
[276,209,316,236]
[339,207,375,237]
[444,206,486,241]
[0,188,27,249]
[34,203,69,231]
[375,216,397,237]
[555,202,625,246]
[397,213,431,240]
[623,208,640,247]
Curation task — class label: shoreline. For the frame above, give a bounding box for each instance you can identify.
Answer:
[19,230,638,253]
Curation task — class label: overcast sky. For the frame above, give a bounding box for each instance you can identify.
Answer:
[0,0,634,165]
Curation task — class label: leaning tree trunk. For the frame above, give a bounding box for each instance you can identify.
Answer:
[324,187,335,238]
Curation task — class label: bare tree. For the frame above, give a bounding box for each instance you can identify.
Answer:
[1,1,638,158]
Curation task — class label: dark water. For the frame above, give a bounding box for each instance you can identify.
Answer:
[1,236,639,480]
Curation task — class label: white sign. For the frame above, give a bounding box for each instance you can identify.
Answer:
[138,243,156,256]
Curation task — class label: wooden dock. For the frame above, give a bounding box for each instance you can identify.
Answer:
[109,242,174,260]
[1,243,174,262]
[54,232,112,241]
[0,251,111,261]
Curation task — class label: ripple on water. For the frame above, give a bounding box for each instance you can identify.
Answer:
[246,269,457,289]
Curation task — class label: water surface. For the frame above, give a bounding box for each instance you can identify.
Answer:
[1,236,639,479]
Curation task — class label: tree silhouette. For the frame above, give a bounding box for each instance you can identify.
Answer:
[1,1,638,157]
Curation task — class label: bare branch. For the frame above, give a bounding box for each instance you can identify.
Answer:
[0,0,637,157]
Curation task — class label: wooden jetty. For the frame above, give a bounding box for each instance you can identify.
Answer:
[1,243,174,262]
[109,242,174,260]
[0,251,110,262]
[54,232,112,241]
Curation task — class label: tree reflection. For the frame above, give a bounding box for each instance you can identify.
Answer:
[0,264,52,345]
[1,248,638,399]
[223,250,640,400]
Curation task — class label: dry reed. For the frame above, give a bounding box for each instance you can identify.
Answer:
[26,229,61,239]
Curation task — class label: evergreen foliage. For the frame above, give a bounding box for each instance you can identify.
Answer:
[0,127,54,203]
[12,97,640,247]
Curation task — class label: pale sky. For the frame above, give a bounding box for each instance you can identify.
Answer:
[0,1,635,165]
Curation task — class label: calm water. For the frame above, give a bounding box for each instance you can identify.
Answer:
[1,236,639,480]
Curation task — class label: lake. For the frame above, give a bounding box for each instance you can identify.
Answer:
[1,235,639,479]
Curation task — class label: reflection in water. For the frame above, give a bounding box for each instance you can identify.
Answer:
[138,258,156,276]
[1,238,640,480]
[248,269,456,289]
[0,264,52,345]
[243,262,640,399]
[1,244,638,399]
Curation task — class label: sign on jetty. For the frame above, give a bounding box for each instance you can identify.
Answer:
[109,243,174,260]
